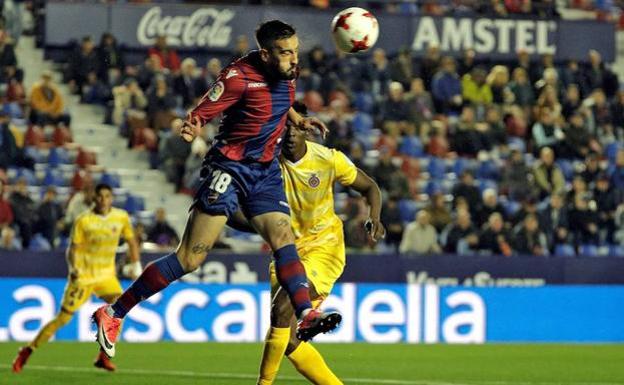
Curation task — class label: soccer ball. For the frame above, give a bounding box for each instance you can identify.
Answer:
[331,7,379,54]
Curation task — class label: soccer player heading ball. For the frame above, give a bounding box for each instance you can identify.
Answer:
[92,20,340,358]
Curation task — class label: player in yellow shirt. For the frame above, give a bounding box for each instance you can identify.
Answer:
[12,183,142,373]
[229,102,385,384]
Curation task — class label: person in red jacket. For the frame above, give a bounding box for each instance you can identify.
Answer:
[147,36,180,73]
[0,179,14,229]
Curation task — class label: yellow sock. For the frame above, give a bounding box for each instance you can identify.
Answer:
[29,311,73,349]
[257,327,290,385]
[287,342,343,385]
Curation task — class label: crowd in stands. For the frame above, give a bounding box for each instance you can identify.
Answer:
[3,1,624,258]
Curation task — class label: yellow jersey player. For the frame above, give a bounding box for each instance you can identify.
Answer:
[229,101,385,385]
[12,183,142,373]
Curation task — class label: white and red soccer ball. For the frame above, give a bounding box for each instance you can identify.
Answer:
[331,7,379,54]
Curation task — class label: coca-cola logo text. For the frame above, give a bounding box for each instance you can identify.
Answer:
[137,6,234,47]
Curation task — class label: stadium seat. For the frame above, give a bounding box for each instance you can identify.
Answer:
[425,180,442,196]
[398,199,418,223]
[605,142,621,163]
[42,168,65,187]
[48,147,71,168]
[24,146,47,163]
[608,244,624,257]
[452,158,469,177]
[578,244,599,257]
[100,172,121,188]
[352,112,373,134]
[478,179,498,194]
[556,160,574,182]
[507,137,527,153]
[28,234,52,251]
[476,160,500,180]
[354,91,374,113]
[554,244,576,257]
[398,136,424,158]
[427,157,446,179]
[124,194,145,215]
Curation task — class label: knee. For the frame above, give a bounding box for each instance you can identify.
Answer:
[270,298,294,328]
[285,337,300,356]
[267,228,295,251]
[57,311,73,326]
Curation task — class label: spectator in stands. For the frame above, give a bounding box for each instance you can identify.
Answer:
[588,88,613,129]
[567,175,591,206]
[345,197,373,250]
[378,81,410,126]
[457,48,476,77]
[501,148,532,201]
[453,105,490,156]
[405,77,433,124]
[159,119,191,191]
[173,58,206,109]
[511,197,539,227]
[512,214,548,256]
[67,36,99,96]
[609,149,624,192]
[0,225,20,250]
[425,192,451,232]
[147,74,177,131]
[29,70,71,127]
[204,58,222,85]
[431,56,462,114]
[9,177,35,248]
[462,66,493,109]
[476,188,506,227]
[372,146,397,193]
[487,65,511,105]
[230,34,249,62]
[562,84,581,119]
[420,45,441,90]
[532,107,564,153]
[452,170,481,216]
[81,71,111,105]
[583,49,618,98]
[390,47,414,89]
[514,49,538,85]
[478,212,513,256]
[399,210,441,255]
[325,99,352,154]
[581,152,601,187]
[539,193,569,251]
[148,36,181,73]
[96,32,125,85]
[594,173,618,244]
[111,78,148,127]
[0,28,18,76]
[35,186,63,248]
[611,90,624,133]
[533,147,565,200]
[562,112,592,159]
[509,67,534,108]
[0,109,18,169]
[381,194,404,251]
[136,55,162,91]
[367,48,391,100]
[147,207,179,248]
[484,106,507,146]
[569,193,600,247]
[0,180,14,231]
[63,183,94,232]
[442,208,478,254]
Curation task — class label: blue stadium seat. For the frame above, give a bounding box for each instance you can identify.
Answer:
[398,199,418,223]
[14,168,37,185]
[579,244,599,257]
[478,179,498,194]
[427,157,446,180]
[352,112,373,134]
[399,136,423,158]
[42,168,65,187]
[452,158,469,177]
[47,147,71,168]
[605,142,621,163]
[354,92,374,113]
[124,195,145,215]
[100,172,121,188]
[608,244,624,257]
[554,244,576,257]
[24,146,46,163]
[425,180,442,196]
[502,200,521,217]
[28,234,52,251]
[476,160,500,180]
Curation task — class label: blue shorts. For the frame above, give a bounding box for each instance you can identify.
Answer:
[193,150,290,218]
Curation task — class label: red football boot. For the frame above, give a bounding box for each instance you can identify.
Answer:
[92,305,121,358]
[12,346,32,373]
[296,309,342,342]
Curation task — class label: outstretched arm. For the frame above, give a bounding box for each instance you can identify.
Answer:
[288,107,329,139]
[348,168,385,242]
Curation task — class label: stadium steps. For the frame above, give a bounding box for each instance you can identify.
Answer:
[16,36,189,236]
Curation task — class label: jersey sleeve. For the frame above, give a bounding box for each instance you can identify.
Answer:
[189,67,246,125]
[333,149,358,186]
[121,211,135,240]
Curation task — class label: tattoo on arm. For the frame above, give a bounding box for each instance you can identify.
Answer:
[276,219,289,227]
[191,243,211,254]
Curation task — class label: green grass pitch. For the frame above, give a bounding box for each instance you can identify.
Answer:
[0,342,623,385]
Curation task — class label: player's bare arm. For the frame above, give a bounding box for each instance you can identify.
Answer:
[121,236,142,279]
[349,168,385,242]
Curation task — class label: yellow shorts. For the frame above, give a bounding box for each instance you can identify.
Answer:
[269,242,345,304]
[60,276,123,314]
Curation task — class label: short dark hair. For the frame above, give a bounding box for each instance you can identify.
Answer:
[255,20,296,49]
[95,183,113,194]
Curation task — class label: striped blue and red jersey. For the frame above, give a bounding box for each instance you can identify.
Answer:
[189,51,296,163]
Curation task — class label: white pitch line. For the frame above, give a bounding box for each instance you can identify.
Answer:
[0,364,621,385]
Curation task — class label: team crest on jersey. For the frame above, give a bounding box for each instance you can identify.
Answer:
[208,81,224,102]
[308,173,320,188]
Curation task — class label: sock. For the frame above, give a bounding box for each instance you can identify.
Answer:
[273,245,312,318]
[111,253,185,318]
[30,311,72,349]
[257,327,290,385]
[287,342,343,385]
